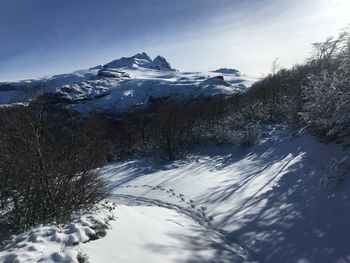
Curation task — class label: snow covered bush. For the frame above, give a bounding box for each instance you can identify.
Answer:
[320,156,349,187]
[238,123,262,148]
[300,72,341,137]
[300,31,350,140]
[0,202,115,263]
[191,115,240,146]
[76,250,90,263]
[300,70,350,140]
[190,113,261,148]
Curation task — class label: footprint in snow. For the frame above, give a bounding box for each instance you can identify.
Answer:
[193,211,202,218]
[196,208,206,216]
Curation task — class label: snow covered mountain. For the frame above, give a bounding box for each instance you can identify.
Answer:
[104,52,176,71]
[0,53,257,112]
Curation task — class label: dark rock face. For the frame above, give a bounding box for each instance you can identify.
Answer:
[103,52,176,71]
[200,76,231,87]
[133,52,152,61]
[150,56,175,71]
[213,68,241,76]
[97,69,130,78]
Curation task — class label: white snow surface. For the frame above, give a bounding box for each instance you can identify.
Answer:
[83,205,254,263]
[0,53,257,112]
[0,204,254,263]
[99,126,350,263]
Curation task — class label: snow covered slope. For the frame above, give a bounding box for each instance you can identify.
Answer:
[99,126,350,263]
[83,205,255,263]
[0,203,256,263]
[1,126,349,263]
[0,53,257,112]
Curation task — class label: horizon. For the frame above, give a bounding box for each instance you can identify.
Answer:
[1,0,350,81]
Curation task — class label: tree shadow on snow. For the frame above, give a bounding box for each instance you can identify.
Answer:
[101,126,350,263]
[143,227,252,263]
[101,158,184,191]
[196,134,350,263]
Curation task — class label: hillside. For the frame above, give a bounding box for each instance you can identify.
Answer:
[0,53,256,112]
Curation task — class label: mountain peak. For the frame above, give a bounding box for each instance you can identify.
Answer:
[149,55,175,71]
[132,52,152,61]
[103,53,176,71]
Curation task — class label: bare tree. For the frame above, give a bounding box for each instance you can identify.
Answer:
[0,100,109,235]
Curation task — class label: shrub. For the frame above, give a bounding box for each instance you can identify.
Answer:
[0,103,109,234]
[239,123,262,148]
[320,157,349,187]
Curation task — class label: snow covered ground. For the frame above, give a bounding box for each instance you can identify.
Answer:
[0,203,255,263]
[83,205,254,263]
[1,126,349,263]
[100,126,350,263]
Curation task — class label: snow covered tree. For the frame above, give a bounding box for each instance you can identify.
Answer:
[300,31,350,140]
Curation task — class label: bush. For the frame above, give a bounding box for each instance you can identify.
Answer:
[0,103,109,234]
[320,157,349,187]
[239,123,262,148]
[300,31,350,140]
[77,251,90,263]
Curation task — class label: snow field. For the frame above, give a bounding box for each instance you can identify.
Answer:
[82,205,256,263]
[100,126,350,263]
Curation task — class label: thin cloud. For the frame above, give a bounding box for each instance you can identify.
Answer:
[0,0,349,80]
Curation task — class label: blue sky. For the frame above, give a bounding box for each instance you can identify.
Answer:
[0,0,349,80]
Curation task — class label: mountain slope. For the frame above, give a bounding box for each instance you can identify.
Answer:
[0,53,257,112]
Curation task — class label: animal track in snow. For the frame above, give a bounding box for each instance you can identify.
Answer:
[119,183,211,223]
